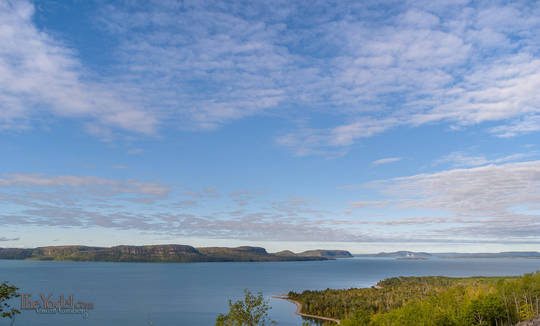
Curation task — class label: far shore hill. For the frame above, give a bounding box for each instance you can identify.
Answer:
[355,250,540,259]
[0,245,353,263]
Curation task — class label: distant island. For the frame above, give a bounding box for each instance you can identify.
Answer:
[437,251,540,259]
[358,251,432,260]
[0,245,353,263]
[356,251,540,260]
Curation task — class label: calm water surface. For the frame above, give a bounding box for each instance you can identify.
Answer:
[1,257,539,325]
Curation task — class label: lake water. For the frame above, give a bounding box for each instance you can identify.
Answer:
[1,257,540,325]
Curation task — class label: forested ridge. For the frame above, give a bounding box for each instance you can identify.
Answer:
[0,245,351,263]
[289,273,540,325]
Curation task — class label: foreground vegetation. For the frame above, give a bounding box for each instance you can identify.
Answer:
[289,273,540,325]
[215,289,275,326]
[0,281,19,320]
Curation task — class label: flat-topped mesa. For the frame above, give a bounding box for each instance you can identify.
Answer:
[229,246,269,255]
[0,245,342,263]
[298,249,353,259]
[26,245,207,262]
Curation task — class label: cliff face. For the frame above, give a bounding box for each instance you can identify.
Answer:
[114,245,201,257]
[23,245,207,262]
[0,245,331,263]
[197,246,272,262]
[107,245,206,262]
[0,248,34,260]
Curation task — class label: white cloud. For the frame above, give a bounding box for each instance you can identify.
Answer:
[490,115,540,138]
[381,161,540,217]
[344,200,387,215]
[0,1,157,135]
[433,151,534,168]
[98,1,291,131]
[412,56,540,127]
[0,170,370,243]
[3,162,540,244]
[275,2,540,155]
[372,157,402,166]
[0,236,19,241]
[359,160,540,242]
[0,172,362,242]
[277,118,399,156]
[0,173,170,200]
[3,0,540,149]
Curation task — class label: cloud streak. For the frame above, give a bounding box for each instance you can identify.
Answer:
[0,237,19,242]
[381,161,540,218]
[355,160,540,242]
[433,151,535,168]
[0,172,361,242]
[372,157,402,166]
[2,160,540,245]
[0,173,170,202]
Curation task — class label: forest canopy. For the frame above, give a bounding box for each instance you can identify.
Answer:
[289,273,540,326]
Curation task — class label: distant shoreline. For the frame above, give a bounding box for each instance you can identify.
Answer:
[0,245,353,263]
[354,250,540,260]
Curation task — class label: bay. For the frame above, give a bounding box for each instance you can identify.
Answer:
[1,257,540,325]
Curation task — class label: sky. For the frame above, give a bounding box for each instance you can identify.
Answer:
[1,0,540,253]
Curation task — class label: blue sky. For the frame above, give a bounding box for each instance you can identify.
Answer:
[1,0,540,253]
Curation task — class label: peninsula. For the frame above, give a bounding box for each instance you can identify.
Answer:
[0,245,353,263]
[287,273,540,325]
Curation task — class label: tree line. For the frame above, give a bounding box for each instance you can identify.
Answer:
[289,273,540,326]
